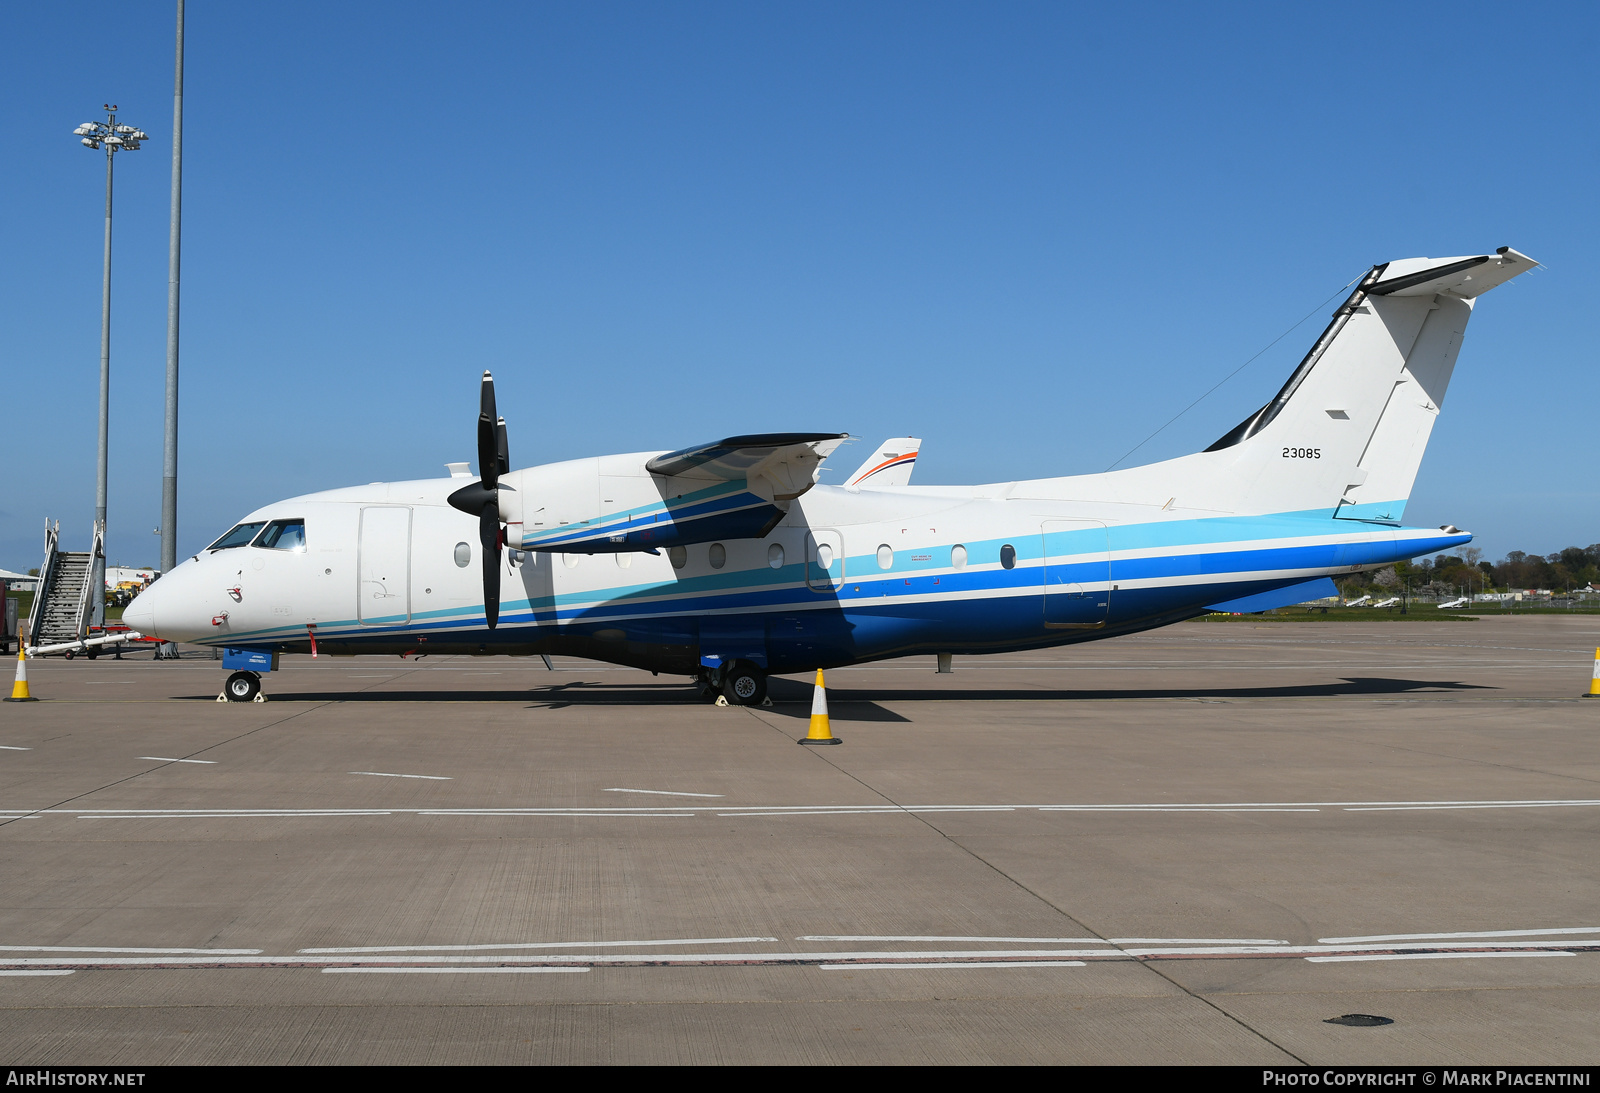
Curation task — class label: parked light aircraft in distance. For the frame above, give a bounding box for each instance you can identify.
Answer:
[1370,597,1402,609]
[1438,596,1471,609]
[1342,594,1373,607]
[125,248,1536,703]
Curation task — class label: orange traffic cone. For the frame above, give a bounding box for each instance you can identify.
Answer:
[1585,648,1600,699]
[5,649,37,702]
[798,669,841,745]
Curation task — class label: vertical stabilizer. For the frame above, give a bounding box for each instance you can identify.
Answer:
[845,438,922,488]
[1203,249,1534,519]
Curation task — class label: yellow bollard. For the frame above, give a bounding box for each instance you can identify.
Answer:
[5,649,37,703]
[1585,648,1600,698]
[798,668,842,745]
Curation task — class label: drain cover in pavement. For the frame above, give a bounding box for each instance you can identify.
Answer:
[1325,1014,1394,1027]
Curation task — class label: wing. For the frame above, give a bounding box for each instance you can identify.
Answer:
[646,432,849,502]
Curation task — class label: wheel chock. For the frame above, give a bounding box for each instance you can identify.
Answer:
[798,669,841,745]
[715,694,729,707]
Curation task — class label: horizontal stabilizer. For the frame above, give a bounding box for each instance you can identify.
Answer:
[845,437,922,488]
[1367,248,1534,299]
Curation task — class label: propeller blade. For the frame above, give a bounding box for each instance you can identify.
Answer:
[477,372,499,489]
[480,506,501,629]
[496,417,509,476]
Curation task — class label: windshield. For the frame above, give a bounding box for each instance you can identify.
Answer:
[207,522,266,551]
[254,519,306,551]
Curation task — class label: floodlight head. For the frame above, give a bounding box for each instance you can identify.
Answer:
[73,124,94,135]
[81,138,99,149]
[131,130,147,140]
[115,125,135,133]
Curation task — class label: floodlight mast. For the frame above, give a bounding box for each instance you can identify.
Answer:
[73,105,145,627]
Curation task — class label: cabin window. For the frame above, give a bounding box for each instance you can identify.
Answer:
[1000,544,1016,570]
[562,553,581,568]
[616,553,633,569]
[454,542,471,567]
[877,544,893,570]
[951,544,967,569]
[254,519,306,552]
[668,546,688,570]
[768,543,785,569]
[709,543,727,570]
[207,522,266,551]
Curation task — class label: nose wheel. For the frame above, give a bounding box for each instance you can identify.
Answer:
[221,671,264,703]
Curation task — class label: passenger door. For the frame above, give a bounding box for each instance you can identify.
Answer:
[358,507,412,625]
[1042,519,1109,629]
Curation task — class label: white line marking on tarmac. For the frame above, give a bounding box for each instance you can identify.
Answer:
[349,771,451,780]
[1307,951,1576,963]
[13,798,1600,822]
[0,946,262,955]
[322,966,590,974]
[0,970,75,977]
[800,935,1109,944]
[1109,938,1291,946]
[1344,803,1600,812]
[300,936,780,954]
[1321,927,1600,944]
[0,746,32,751]
[79,812,393,820]
[138,757,217,764]
[418,811,694,819]
[821,961,1086,970]
[604,788,725,798]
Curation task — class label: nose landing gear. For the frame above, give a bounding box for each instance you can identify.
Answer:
[220,671,266,703]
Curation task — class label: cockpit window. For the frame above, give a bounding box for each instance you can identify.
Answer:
[254,519,307,551]
[207,522,266,551]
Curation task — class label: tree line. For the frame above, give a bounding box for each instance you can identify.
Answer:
[1339,543,1600,598]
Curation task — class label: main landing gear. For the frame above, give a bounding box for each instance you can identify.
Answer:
[696,661,768,707]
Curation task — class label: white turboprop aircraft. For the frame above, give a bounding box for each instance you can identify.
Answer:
[125,248,1535,703]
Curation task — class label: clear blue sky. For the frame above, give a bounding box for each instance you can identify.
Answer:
[3,2,1595,571]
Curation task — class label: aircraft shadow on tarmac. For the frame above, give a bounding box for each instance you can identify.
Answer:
[176,675,1489,717]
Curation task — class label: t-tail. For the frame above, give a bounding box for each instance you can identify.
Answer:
[1200,248,1536,520]
[1069,248,1537,521]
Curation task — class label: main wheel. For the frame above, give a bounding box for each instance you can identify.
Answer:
[722,663,767,706]
[224,671,261,702]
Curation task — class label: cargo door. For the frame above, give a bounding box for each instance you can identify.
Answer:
[1042,519,1109,629]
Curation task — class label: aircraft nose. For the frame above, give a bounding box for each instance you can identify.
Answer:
[122,589,157,636]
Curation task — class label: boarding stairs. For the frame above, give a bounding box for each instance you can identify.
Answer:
[26,521,102,655]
